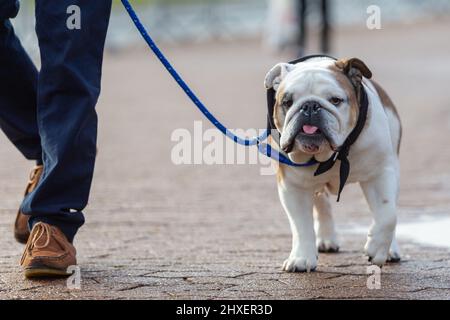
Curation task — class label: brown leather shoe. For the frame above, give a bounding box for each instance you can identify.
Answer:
[21,222,77,278]
[14,165,44,244]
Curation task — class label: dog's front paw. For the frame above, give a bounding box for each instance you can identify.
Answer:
[282,255,317,273]
[364,234,392,266]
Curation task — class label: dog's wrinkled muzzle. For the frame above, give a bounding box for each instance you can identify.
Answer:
[280,111,303,153]
[280,101,325,153]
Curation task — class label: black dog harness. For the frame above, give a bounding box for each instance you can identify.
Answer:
[266,55,369,202]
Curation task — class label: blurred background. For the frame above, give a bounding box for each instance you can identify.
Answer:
[1,0,450,298]
[12,0,450,56]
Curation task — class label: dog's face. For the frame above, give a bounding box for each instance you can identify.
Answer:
[265,57,372,162]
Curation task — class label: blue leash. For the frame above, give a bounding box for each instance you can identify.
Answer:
[120,0,317,167]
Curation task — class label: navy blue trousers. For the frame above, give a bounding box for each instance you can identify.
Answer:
[0,0,112,242]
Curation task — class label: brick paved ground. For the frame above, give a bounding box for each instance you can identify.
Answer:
[1,19,450,299]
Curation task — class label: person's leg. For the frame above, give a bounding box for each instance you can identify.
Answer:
[20,0,112,242]
[0,1,41,162]
[320,0,330,53]
[296,0,307,56]
[0,1,44,245]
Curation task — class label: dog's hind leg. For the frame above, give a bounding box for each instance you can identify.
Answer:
[314,190,340,253]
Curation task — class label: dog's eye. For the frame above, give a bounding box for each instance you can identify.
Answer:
[283,99,293,108]
[329,97,343,106]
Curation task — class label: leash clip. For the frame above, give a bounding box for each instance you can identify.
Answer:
[333,151,339,162]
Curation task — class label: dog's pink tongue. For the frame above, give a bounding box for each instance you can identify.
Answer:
[303,125,318,135]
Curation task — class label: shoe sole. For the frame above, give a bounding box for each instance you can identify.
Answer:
[24,266,71,278]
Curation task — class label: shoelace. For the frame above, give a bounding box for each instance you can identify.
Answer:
[28,165,42,186]
[20,222,53,265]
[23,165,43,197]
[29,166,41,181]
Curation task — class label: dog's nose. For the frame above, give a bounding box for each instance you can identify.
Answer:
[300,101,321,116]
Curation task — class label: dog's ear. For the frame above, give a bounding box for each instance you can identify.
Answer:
[264,63,295,91]
[335,58,372,88]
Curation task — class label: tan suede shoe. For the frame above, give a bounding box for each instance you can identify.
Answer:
[21,222,77,278]
[14,165,43,244]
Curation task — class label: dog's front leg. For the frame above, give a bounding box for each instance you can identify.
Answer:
[360,167,399,266]
[278,184,317,272]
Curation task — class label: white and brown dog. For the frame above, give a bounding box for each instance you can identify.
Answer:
[264,56,401,272]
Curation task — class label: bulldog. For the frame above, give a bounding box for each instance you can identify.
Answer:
[264,56,402,272]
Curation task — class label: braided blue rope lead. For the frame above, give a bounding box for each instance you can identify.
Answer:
[120,0,317,167]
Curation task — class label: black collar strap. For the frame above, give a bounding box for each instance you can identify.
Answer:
[266,54,369,202]
[313,85,368,202]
